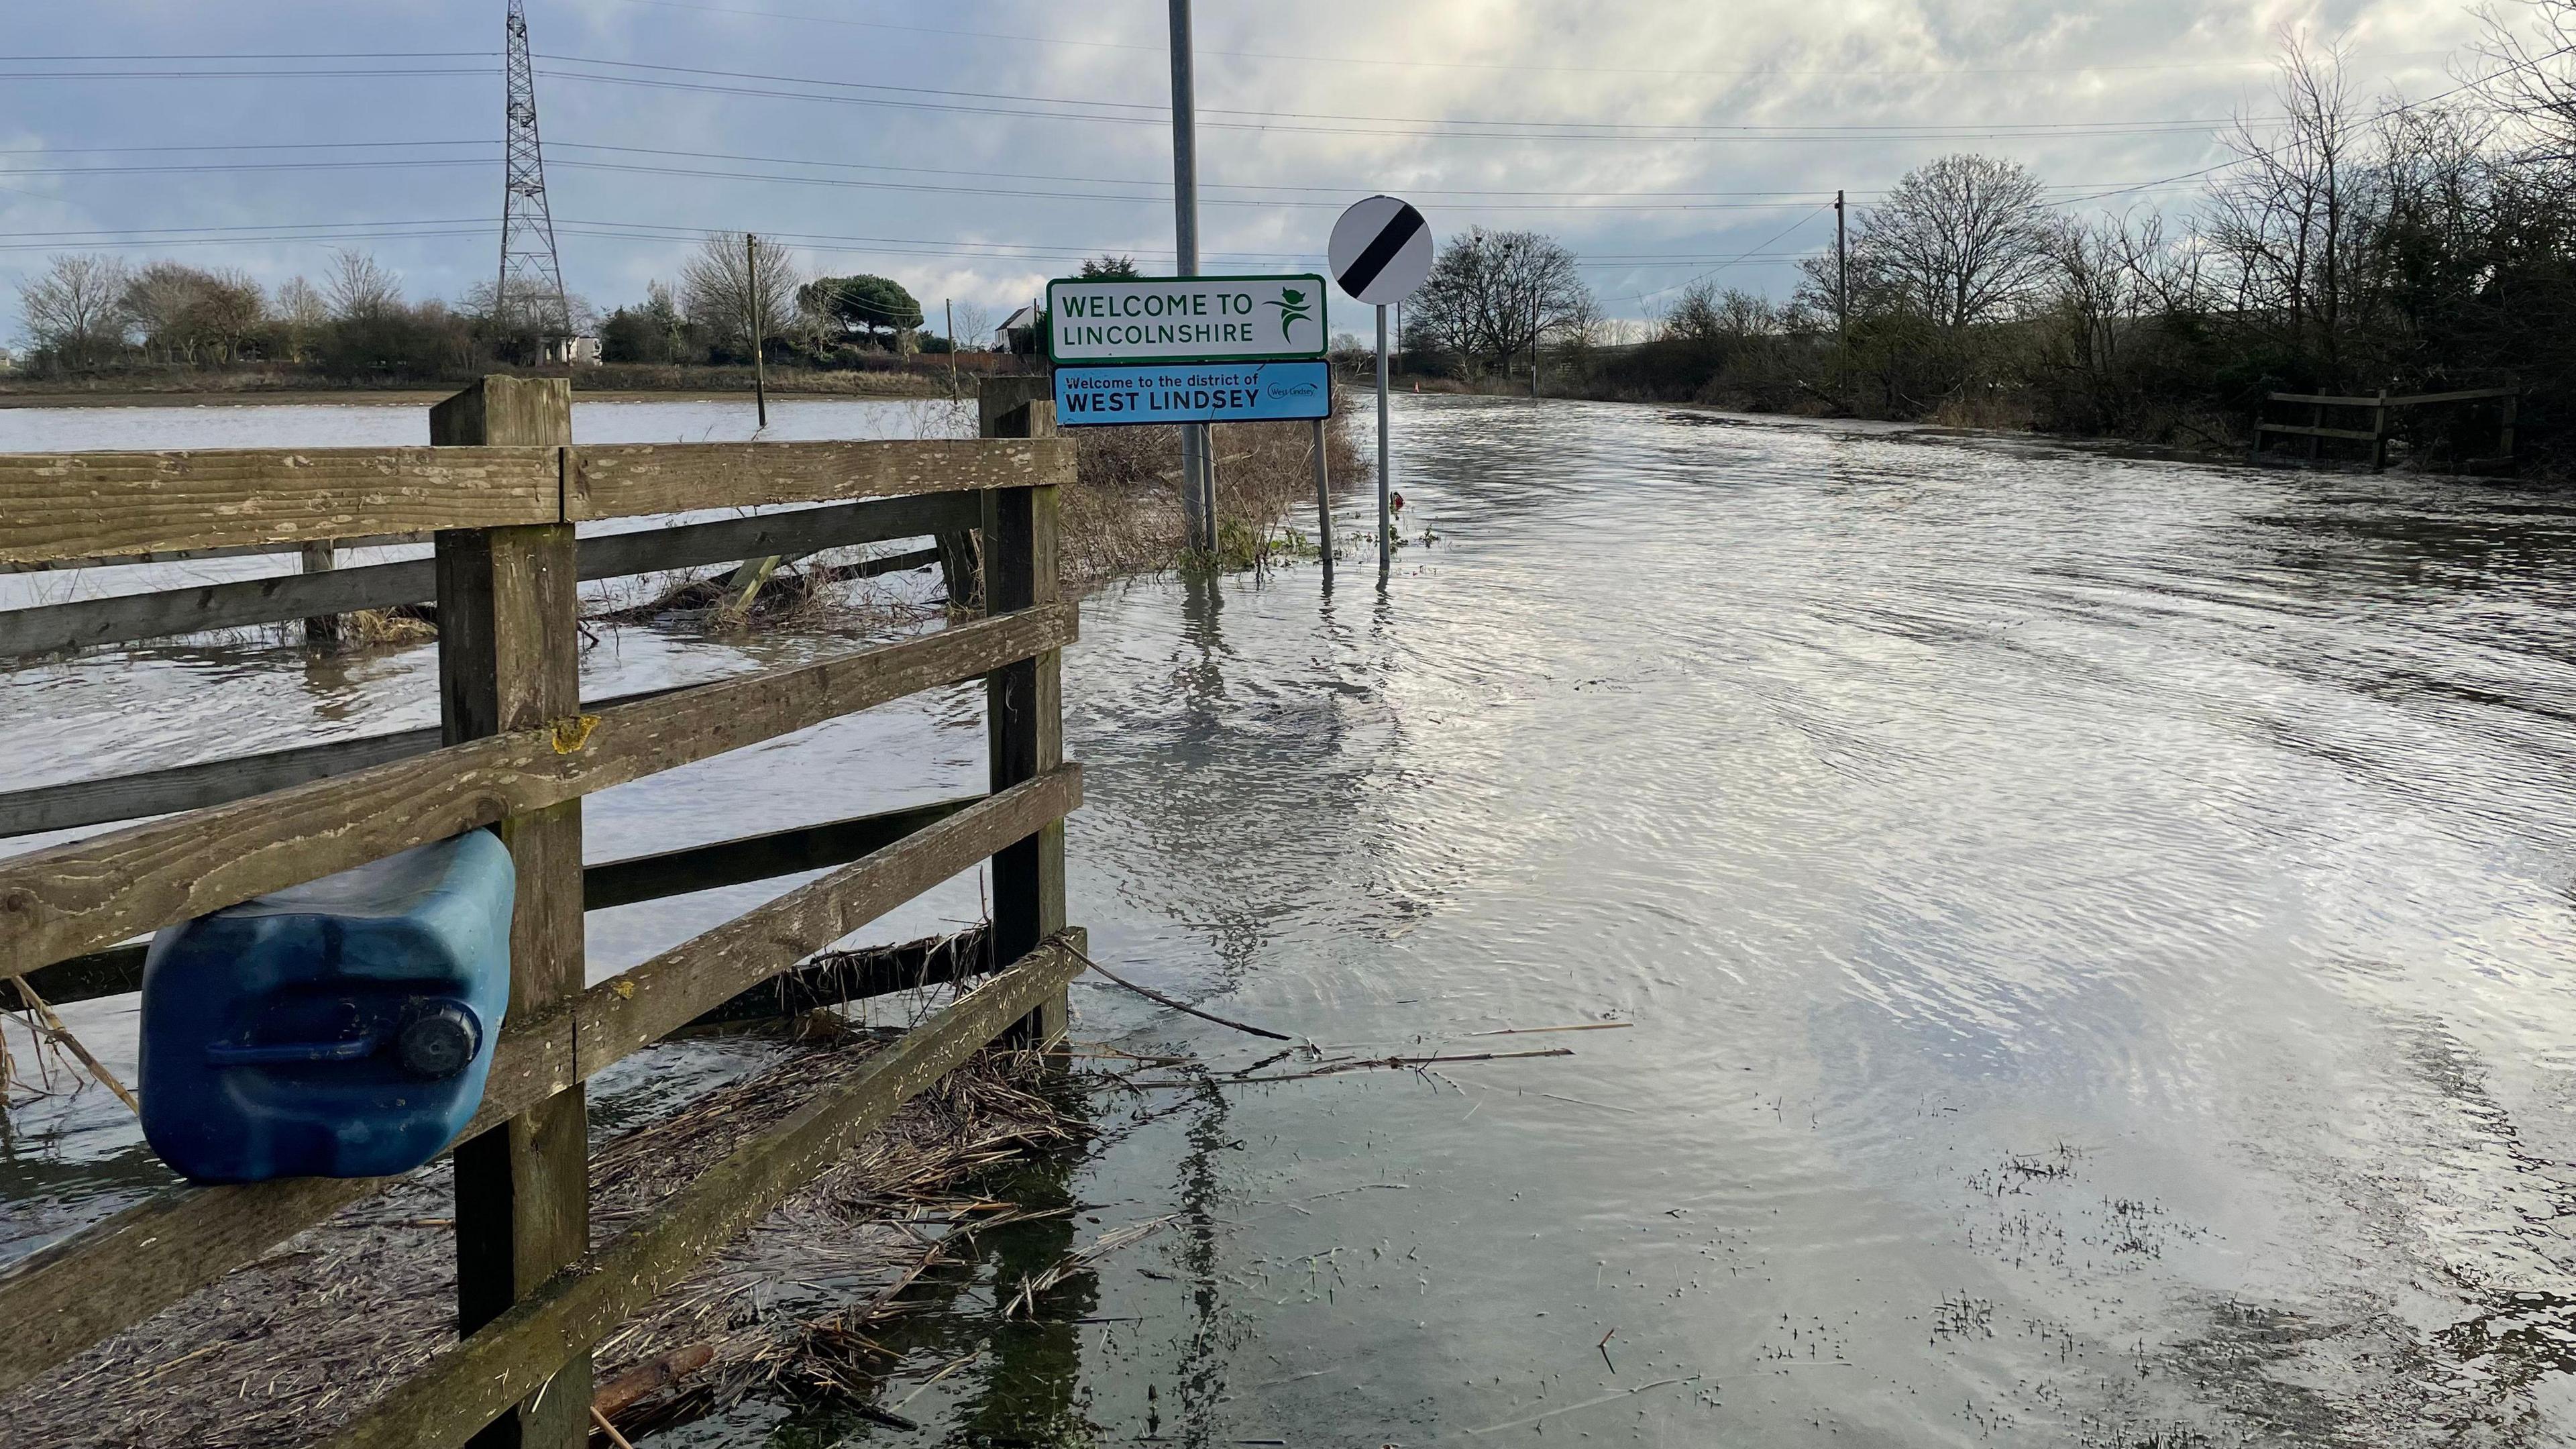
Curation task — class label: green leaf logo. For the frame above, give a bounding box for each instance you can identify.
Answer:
[1269,288,1312,342]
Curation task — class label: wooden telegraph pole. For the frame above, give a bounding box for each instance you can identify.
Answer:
[747,231,767,431]
[1834,189,1849,382]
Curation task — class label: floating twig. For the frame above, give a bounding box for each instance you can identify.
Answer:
[1130,1047,1573,1087]
[1466,1021,1634,1037]
[1538,1091,1639,1116]
[889,1348,983,1411]
[1004,1214,1182,1318]
[590,1407,639,1449]
[1464,1375,1700,1436]
[1066,944,1290,1042]
[9,975,139,1114]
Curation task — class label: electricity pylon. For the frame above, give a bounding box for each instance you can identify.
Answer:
[498,0,572,350]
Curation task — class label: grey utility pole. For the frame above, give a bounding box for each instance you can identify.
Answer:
[1835,190,1849,378]
[1169,0,1212,553]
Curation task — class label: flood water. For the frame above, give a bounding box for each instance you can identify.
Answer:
[9,395,2576,1446]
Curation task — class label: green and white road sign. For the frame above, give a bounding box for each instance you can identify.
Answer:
[1045,273,1328,364]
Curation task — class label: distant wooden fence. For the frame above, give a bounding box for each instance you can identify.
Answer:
[0,375,1078,1448]
[2253,386,2519,472]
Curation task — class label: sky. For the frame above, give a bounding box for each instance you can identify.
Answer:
[0,0,2503,345]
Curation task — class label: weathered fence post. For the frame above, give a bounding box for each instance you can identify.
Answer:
[978,380,1068,1048]
[300,540,342,646]
[430,376,591,1449]
[940,376,1052,612]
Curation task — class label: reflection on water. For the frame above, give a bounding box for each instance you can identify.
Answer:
[9,395,2576,1444]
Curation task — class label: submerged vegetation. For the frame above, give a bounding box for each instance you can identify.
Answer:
[1061,409,1368,587]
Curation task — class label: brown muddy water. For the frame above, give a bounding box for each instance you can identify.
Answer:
[7,394,2576,1446]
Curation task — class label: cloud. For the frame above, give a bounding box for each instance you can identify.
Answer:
[0,0,2493,339]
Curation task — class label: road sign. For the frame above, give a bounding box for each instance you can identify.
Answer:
[1046,274,1328,364]
[1330,195,1434,305]
[1053,361,1331,427]
[1330,195,1434,578]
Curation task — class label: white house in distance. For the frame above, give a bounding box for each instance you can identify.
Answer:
[995,305,1037,351]
[0,345,15,374]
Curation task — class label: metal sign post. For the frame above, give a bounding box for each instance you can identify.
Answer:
[1167,0,1212,553]
[1375,304,1391,574]
[1328,196,1435,582]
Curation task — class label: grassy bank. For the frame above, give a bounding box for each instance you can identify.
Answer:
[1061,407,1367,587]
[0,360,977,406]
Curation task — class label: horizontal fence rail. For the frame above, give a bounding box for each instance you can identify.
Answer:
[25,796,982,1007]
[2267,386,2518,407]
[0,447,562,568]
[0,602,1076,977]
[0,490,977,658]
[1,532,429,575]
[0,438,1069,570]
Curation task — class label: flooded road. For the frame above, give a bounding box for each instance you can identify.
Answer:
[11,395,2576,1445]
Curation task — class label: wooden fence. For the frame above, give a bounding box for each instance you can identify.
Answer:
[2253,386,2520,472]
[0,375,1079,1448]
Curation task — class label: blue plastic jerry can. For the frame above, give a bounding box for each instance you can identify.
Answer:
[139,830,515,1184]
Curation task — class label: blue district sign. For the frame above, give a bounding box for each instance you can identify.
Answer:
[1053,360,1331,428]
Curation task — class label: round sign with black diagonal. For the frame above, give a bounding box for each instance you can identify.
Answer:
[1330,195,1434,305]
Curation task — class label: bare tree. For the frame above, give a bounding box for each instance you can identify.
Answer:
[123,264,266,364]
[951,300,991,351]
[679,232,798,352]
[2203,32,2371,368]
[2041,214,2157,382]
[271,276,329,361]
[16,253,131,369]
[1409,227,1593,377]
[195,269,266,362]
[1662,281,1780,341]
[122,262,207,364]
[1856,154,2055,330]
[325,250,403,323]
[2471,0,2576,158]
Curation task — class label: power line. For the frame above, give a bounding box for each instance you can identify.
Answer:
[539,54,2250,137]
[0,52,498,61]
[0,68,493,80]
[594,0,2454,82]
[0,136,2213,201]
[0,160,492,175]
[0,217,489,237]
[0,140,497,155]
[1633,203,1840,303]
[0,227,496,254]
[538,66,2249,144]
[0,207,1825,270]
[0,150,2219,217]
